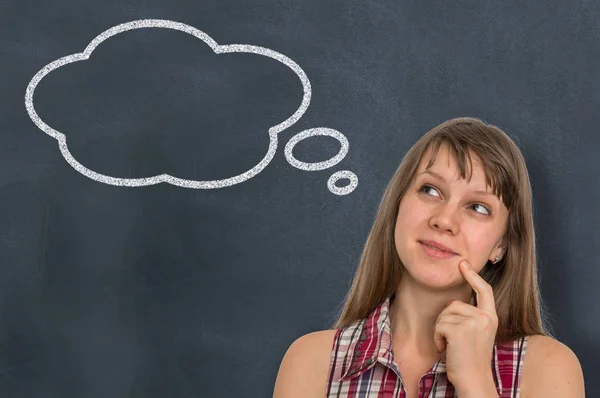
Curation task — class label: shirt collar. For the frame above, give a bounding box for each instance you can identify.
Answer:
[338,294,503,395]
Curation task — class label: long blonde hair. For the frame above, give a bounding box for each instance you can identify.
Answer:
[329,117,555,344]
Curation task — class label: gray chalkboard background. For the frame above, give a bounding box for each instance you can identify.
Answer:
[1,1,598,397]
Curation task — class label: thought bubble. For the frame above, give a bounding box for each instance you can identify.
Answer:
[25,19,358,195]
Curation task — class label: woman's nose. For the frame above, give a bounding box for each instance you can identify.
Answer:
[430,204,458,233]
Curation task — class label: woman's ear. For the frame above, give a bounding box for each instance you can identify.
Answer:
[490,235,508,263]
[492,247,505,262]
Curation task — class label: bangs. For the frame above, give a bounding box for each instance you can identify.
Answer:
[421,138,514,210]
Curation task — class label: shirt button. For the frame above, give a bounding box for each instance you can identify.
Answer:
[354,350,362,356]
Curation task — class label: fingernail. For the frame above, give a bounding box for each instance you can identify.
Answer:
[460,261,470,270]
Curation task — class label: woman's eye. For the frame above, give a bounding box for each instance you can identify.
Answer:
[419,185,490,216]
[470,203,490,216]
[419,184,440,197]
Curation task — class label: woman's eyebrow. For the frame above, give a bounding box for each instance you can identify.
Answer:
[419,170,495,196]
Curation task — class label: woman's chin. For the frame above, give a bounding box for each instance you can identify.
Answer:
[406,265,463,289]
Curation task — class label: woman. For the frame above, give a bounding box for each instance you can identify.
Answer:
[273,117,585,398]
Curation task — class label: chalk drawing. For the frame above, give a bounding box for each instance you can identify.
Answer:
[25,19,358,195]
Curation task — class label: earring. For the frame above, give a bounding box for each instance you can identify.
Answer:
[492,250,505,263]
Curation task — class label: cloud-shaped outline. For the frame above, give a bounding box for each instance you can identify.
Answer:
[25,19,312,189]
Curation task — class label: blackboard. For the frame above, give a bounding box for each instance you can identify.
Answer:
[1,1,598,396]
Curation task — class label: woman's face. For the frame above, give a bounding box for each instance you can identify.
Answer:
[394,143,509,289]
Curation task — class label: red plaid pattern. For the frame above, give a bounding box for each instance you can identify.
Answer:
[326,296,529,397]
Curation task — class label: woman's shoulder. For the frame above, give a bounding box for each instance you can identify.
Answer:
[285,329,339,369]
[273,329,339,398]
[295,328,340,347]
[284,329,339,361]
[521,334,580,366]
[519,334,585,398]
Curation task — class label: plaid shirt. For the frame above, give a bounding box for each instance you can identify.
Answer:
[326,295,529,397]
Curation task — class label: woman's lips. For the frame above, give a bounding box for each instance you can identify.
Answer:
[420,241,458,259]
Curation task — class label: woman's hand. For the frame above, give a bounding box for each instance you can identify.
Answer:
[433,260,499,394]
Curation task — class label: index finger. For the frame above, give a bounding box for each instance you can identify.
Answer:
[459,261,495,312]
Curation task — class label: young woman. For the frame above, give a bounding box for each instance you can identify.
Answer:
[273,117,585,398]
